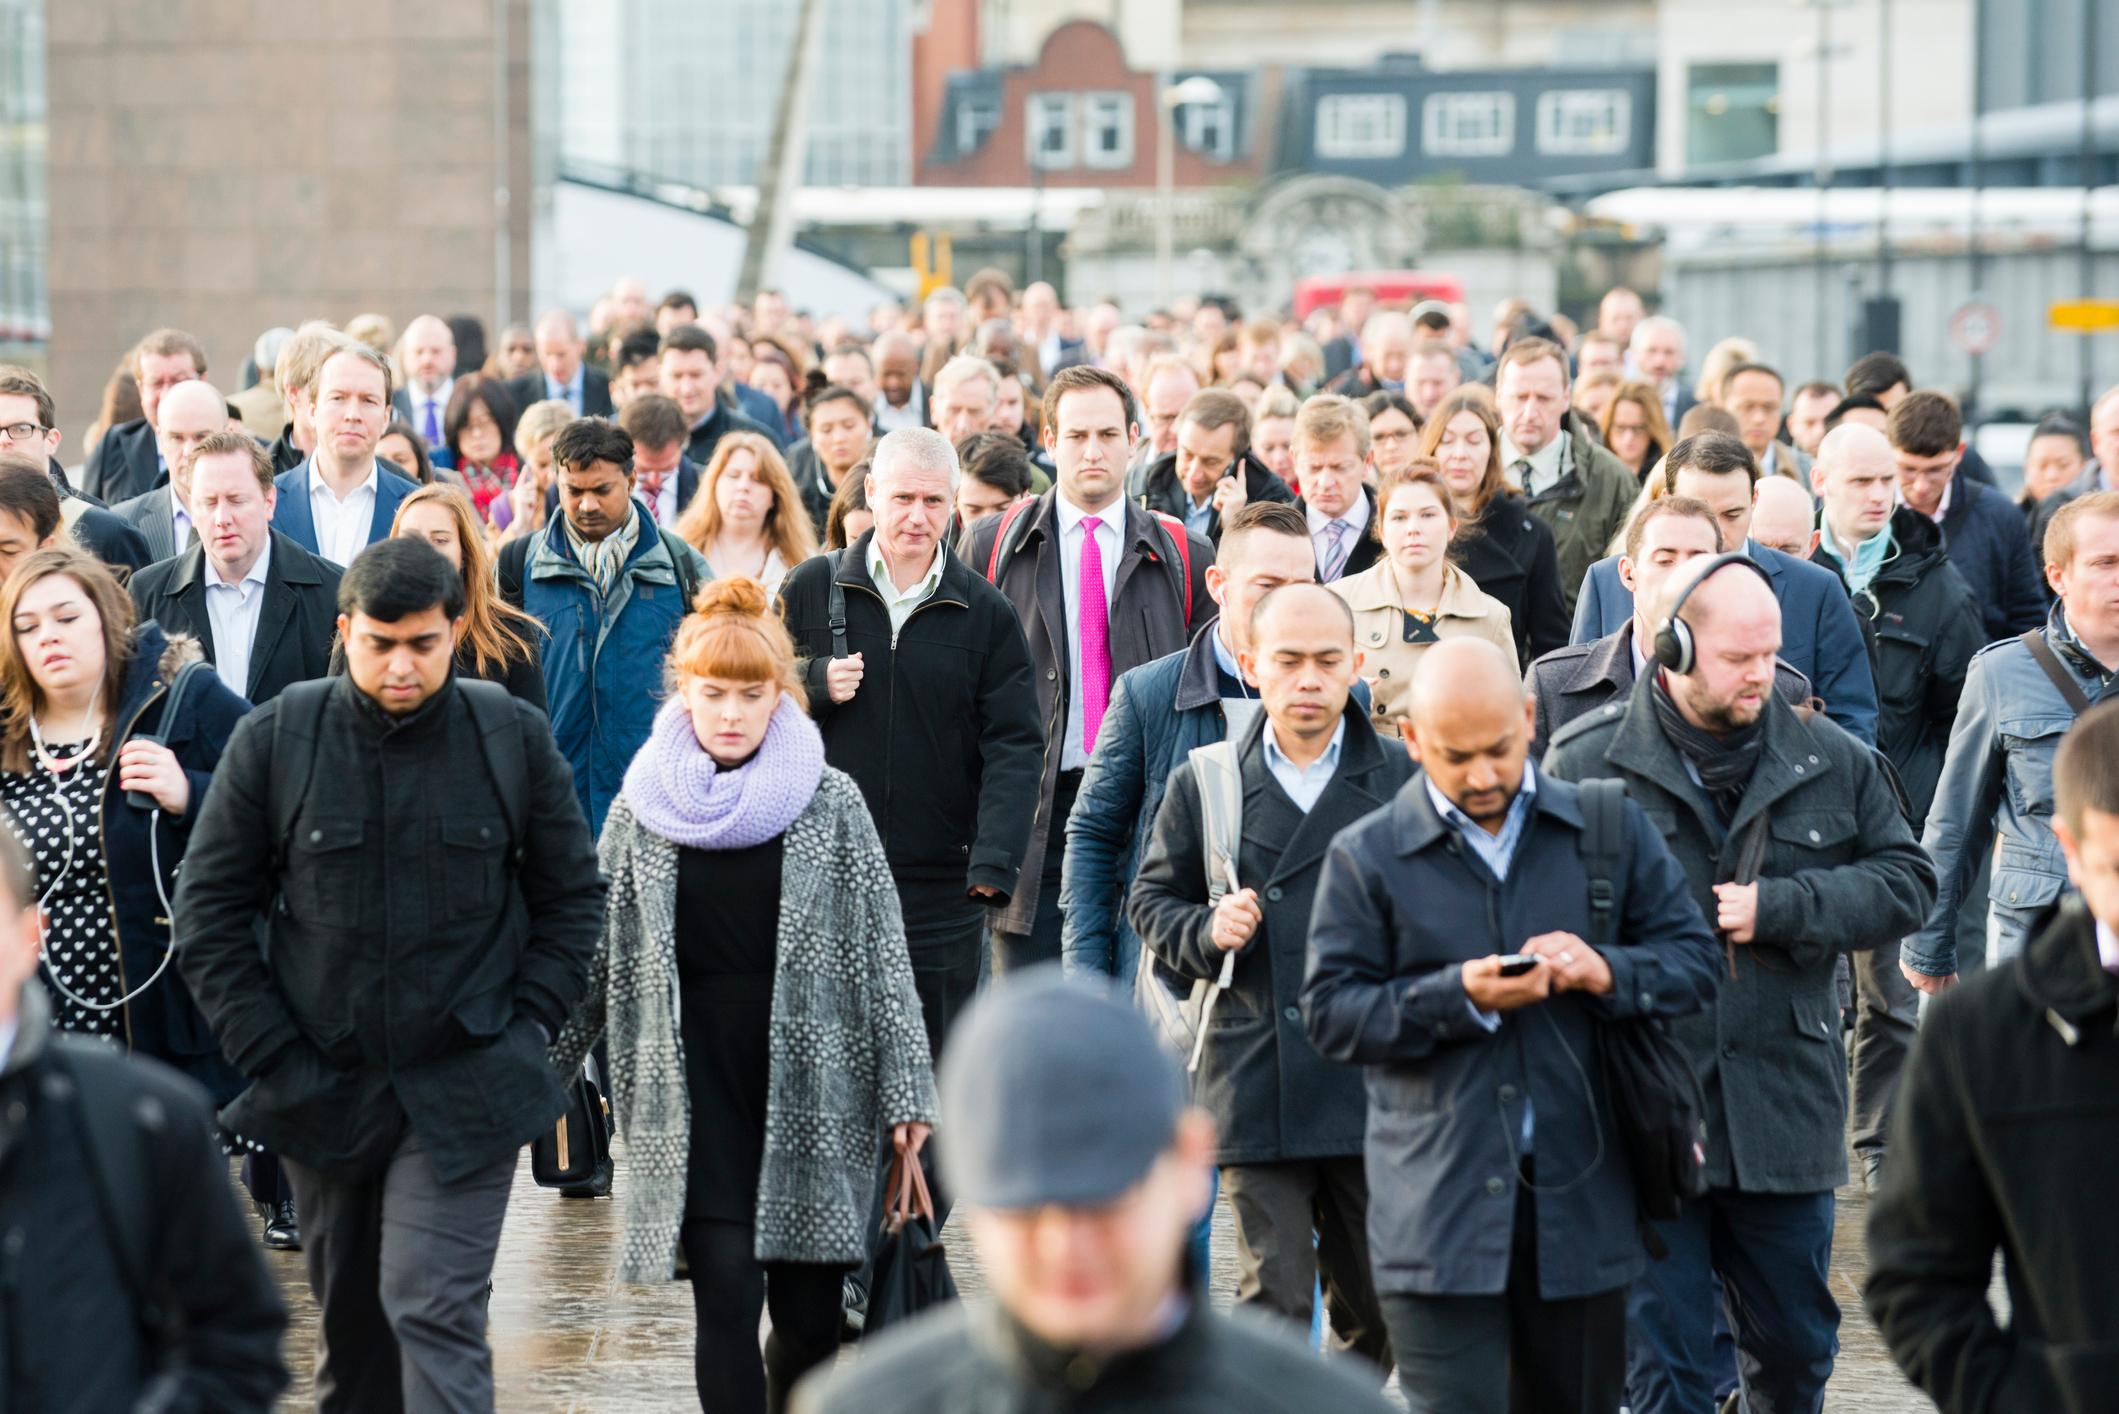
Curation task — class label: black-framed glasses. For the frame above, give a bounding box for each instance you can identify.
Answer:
[0,423,47,443]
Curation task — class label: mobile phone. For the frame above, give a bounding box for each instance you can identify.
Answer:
[1495,954,1539,977]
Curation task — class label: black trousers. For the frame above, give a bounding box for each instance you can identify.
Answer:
[990,769,1080,976]
[1381,1178,1627,1414]
[857,886,985,1294]
[1220,1156,1393,1373]
[683,1217,845,1414]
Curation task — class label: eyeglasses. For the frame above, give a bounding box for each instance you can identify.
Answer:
[0,423,48,443]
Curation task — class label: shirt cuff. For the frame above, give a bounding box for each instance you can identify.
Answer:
[1466,998,1501,1032]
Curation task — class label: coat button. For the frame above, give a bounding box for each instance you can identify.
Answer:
[1793,764,1805,775]
[1722,1042,1738,1058]
[1807,829,1821,843]
[1498,1084,1518,1103]
[1283,1006,1300,1023]
[309,829,322,843]
[481,827,492,843]
[1377,668,1390,678]
[1266,886,1283,901]
[1046,669,1057,681]
[1809,755,1819,765]
[1640,992,1652,1009]
[1486,1177,1506,1196]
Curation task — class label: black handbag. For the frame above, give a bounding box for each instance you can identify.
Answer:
[863,1141,957,1336]
[1578,779,1708,1223]
[530,1070,610,1189]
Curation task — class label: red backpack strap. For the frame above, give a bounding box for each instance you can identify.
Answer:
[1146,511,1193,623]
[985,497,1035,584]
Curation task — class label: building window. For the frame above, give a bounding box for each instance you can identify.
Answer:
[1027,92,1077,169]
[1687,63,1779,166]
[1080,91,1134,169]
[956,93,999,154]
[1536,90,1631,155]
[1179,91,1237,161]
[1315,93,1407,159]
[1422,91,1515,157]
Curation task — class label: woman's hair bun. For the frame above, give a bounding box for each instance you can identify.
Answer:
[692,575,771,619]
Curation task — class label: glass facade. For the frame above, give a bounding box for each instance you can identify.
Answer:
[0,0,46,352]
[561,0,912,191]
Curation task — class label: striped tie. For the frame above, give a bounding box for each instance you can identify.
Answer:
[1321,519,1351,581]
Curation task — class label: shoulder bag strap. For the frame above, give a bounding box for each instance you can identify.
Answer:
[1188,740,1244,905]
[2021,630,2094,716]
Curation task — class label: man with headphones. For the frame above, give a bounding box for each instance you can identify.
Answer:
[1544,554,1936,1414]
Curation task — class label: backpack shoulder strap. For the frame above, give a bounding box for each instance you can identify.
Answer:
[984,497,1035,585]
[496,533,532,611]
[1576,776,1627,951]
[825,550,849,660]
[1186,740,1244,904]
[268,680,334,862]
[657,527,702,607]
[50,1043,156,1322]
[1147,511,1194,623]
[149,657,213,737]
[2021,629,2094,716]
[458,679,531,856]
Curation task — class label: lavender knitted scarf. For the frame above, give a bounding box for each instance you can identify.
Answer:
[621,694,825,850]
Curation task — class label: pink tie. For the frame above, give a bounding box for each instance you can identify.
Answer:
[1079,516,1112,754]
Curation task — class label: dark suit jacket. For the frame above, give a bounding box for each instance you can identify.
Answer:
[59,496,154,576]
[1570,540,1880,745]
[503,367,612,419]
[269,460,420,560]
[111,486,192,563]
[83,418,162,503]
[127,531,344,705]
[682,403,779,472]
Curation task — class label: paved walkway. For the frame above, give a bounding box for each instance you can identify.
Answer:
[258,1147,1933,1411]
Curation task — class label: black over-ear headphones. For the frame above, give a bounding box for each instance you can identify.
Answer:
[1650,552,1776,675]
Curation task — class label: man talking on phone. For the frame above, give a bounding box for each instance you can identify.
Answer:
[1303,637,1719,1414]
[1139,390,1295,545]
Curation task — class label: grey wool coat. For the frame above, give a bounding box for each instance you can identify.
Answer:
[552,769,939,1280]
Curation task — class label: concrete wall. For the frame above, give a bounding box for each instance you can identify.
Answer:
[44,0,534,441]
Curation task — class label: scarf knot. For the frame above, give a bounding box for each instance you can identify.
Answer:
[621,694,824,850]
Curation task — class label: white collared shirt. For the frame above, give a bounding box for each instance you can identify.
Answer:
[1923,476,1954,525]
[1306,490,1369,583]
[307,459,379,566]
[548,366,585,414]
[204,534,272,698]
[1038,329,1064,376]
[865,538,944,641]
[0,1013,16,1071]
[1263,716,1346,813]
[874,382,925,433]
[1056,492,1121,770]
[2098,917,2119,973]
[410,377,453,442]
[169,484,194,551]
[1501,430,1567,498]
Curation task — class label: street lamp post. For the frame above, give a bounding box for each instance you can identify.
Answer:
[1157,75,1225,312]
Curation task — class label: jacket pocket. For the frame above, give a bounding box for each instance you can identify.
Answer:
[1769,808,1858,857]
[283,817,369,929]
[439,814,510,920]
[1999,714,2072,821]
[1990,866,2067,916]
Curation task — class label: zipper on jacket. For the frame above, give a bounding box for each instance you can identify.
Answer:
[836,578,968,854]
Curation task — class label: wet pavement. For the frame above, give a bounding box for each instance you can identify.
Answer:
[254,1146,1934,1411]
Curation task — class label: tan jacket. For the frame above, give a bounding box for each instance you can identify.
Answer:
[1331,559,1517,729]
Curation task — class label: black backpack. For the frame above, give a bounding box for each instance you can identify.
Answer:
[1578,778,1709,1232]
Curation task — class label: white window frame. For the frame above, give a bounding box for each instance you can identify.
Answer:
[1179,92,1237,161]
[1315,92,1406,159]
[1535,89,1631,156]
[1080,90,1134,169]
[1422,91,1515,157]
[956,93,1000,154]
[1026,92,1078,169]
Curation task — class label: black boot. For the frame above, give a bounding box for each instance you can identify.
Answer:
[262,1196,301,1251]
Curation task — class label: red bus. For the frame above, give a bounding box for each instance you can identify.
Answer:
[1292,271,1466,321]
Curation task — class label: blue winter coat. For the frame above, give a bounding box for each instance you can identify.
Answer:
[518,507,710,836]
[1936,468,2047,641]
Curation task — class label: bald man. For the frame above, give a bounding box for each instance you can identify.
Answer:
[392,315,456,444]
[504,309,612,418]
[1545,555,1935,1414]
[1809,423,1983,1191]
[1131,582,1406,1377]
[1747,474,1818,559]
[112,378,224,560]
[1305,635,1718,1414]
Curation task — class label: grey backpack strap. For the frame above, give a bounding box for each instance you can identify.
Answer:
[1576,777,1627,951]
[1189,740,1244,904]
[825,550,849,660]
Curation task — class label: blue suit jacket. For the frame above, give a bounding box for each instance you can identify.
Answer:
[1570,540,1879,745]
[271,460,421,560]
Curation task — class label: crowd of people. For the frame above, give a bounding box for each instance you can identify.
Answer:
[4,262,2118,1414]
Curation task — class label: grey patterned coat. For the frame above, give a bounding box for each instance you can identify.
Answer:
[552,769,938,1279]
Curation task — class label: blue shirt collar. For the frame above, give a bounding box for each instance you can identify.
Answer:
[1425,759,1538,837]
[1263,715,1346,775]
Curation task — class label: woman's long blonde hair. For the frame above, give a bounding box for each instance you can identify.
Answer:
[390,484,540,675]
[672,432,820,571]
[0,548,137,773]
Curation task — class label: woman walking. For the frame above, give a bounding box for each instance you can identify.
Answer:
[672,433,819,593]
[555,577,936,1414]
[1420,389,1570,663]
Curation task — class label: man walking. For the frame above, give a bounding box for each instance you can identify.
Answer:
[1304,637,1720,1413]
[179,538,605,1411]
[111,377,223,560]
[1544,556,1934,1414]
[1138,389,1296,545]
[1130,583,1406,1371]
[271,338,418,566]
[84,328,206,502]
[1808,423,1984,1191]
[964,366,1213,973]
[1886,390,2044,641]
[1493,338,1636,614]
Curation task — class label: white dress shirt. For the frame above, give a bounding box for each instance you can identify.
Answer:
[1501,430,1568,498]
[1055,492,1121,771]
[205,534,272,698]
[168,484,194,551]
[547,366,585,415]
[2098,917,2119,973]
[874,382,926,434]
[1306,490,1369,582]
[409,377,453,444]
[866,539,945,642]
[308,459,379,567]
